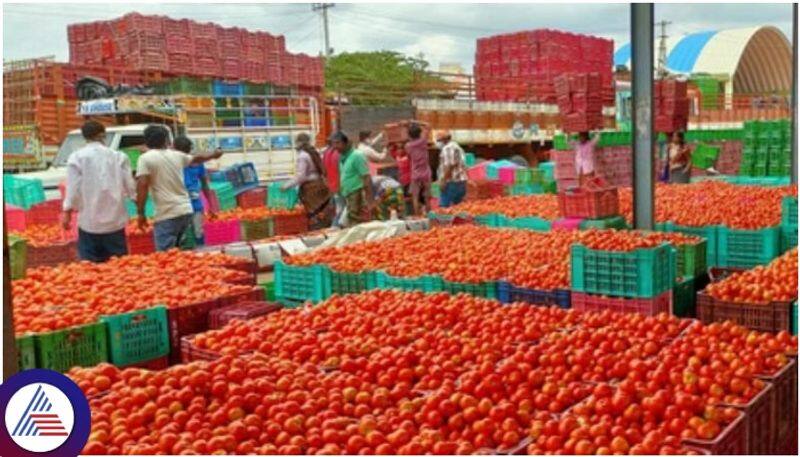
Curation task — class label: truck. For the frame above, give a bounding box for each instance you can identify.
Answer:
[14,93,321,199]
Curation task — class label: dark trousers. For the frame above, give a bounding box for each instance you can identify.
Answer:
[77,228,128,263]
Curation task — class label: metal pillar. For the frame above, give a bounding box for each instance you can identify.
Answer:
[792,3,797,185]
[3,203,18,380]
[631,4,655,229]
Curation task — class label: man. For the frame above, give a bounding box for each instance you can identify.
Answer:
[404,123,432,215]
[436,131,468,208]
[174,136,215,245]
[136,125,222,251]
[332,131,374,227]
[61,120,136,262]
[356,130,390,175]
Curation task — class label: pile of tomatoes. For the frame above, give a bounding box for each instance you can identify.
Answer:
[81,290,797,455]
[10,224,75,247]
[436,195,561,220]
[214,206,305,222]
[12,250,255,335]
[705,248,798,304]
[286,226,701,291]
[618,181,796,229]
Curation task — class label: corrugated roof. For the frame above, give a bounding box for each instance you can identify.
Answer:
[666,31,717,73]
[614,43,631,67]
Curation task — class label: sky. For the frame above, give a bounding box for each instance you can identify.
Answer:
[2,3,794,71]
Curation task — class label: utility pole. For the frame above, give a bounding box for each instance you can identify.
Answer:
[656,20,671,78]
[312,3,335,58]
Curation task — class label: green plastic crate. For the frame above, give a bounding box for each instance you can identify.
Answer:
[35,322,108,373]
[243,83,270,96]
[162,77,212,95]
[674,240,708,279]
[215,97,242,119]
[373,271,443,292]
[330,270,376,295]
[717,225,781,269]
[691,143,720,169]
[781,226,798,253]
[663,222,719,267]
[783,196,799,229]
[2,175,45,209]
[553,134,568,151]
[442,280,497,299]
[465,153,476,167]
[571,243,676,298]
[431,182,441,199]
[8,235,26,280]
[274,261,332,304]
[180,226,197,250]
[673,277,697,318]
[509,216,552,232]
[261,281,276,301]
[16,334,36,371]
[579,216,628,231]
[543,179,557,194]
[268,182,299,209]
[101,306,170,366]
[473,213,505,227]
[538,162,555,181]
[241,218,274,241]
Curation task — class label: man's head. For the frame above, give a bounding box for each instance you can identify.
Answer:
[578,131,590,143]
[408,124,422,140]
[295,132,312,149]
[330,131,349,152]
[174,136,193,154]
[358,131,371,143]
[144,125,170,149]
[81,120,106,142]
[436,131,451,144]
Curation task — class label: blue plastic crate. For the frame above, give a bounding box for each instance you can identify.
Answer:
[496,282,571,309]
[212,81,244,97]
[571,243,676,298]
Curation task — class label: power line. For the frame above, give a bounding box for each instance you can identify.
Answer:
[342,7,505,34]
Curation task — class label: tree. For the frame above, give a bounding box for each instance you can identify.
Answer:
[325,51,450,106]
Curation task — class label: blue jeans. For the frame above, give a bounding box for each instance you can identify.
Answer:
[77,228,127,263]
[153,214,194,251]
[439,181,467,208]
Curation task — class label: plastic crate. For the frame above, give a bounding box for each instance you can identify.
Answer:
[3,176,45,209]
[240,218,273,241]
[578,215,628,230]
[792,302,798,336]
[782,196,798,228]
[552,217,584,231]
[473,213,507,228]
[717,225,780,269]
[538,162,555,180]
[757,359,798,454]
[209,301,282,329]
[571,290,672,316]
[673,239,708,279]
[204,219,242,246]
[273,212,309,236]
[35,322,108,373]
[718,382,774,455]
[27,199,63,226]
[442,280,497,299]
[127,231,155,255]
[691,143,720,169]
[8,235,26,280]
[508,216,552,232]
[427,212,473,227]
[166,298,219,362]
[681,411,747,455]
[696,292,794,333]
[372,271,443,293]
[782,226,798,252]
[16,334,36,371]
[330,270,376,295]
[267,182,299,209]
[663,222,719,267]
[261,281,276,301]
[236,187,267,209]
[571,243,676,298]
[5,205,26,231]
[101,306,170,366]
[212,80,244,96]
[27,242,77,269]
[180,335,222,363]
[557,186,619,219]
[217,287,263,307]
[673,276,696,318]
[496,282,571,309]
[274,261,332,304]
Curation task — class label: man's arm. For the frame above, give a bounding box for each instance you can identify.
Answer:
[60,159,81,231]
[121,156,136,200]
[189,148,224,166]
[136,175,150,230]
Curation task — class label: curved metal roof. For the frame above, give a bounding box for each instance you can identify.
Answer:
[666,31,717,73]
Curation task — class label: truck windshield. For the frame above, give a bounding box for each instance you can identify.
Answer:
[52,133,113,166]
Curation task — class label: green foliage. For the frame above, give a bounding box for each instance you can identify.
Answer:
[325,51,449,106]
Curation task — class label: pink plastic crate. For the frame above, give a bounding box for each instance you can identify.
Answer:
[200,191,220,214]
[571,290,672,316]
[467,163,488,181]
[27,199,63,226]
[204,219,241,246]
[556,178,579,192]
[6,205,26,232]
[552,217,584,231]
[497,166,518,185]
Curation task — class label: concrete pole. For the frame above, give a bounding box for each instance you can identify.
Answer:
[631,4,655,230]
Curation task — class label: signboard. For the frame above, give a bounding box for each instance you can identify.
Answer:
[78,99,116,115]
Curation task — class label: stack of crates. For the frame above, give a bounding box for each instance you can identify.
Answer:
[3,175,46,210]
[781,196,798,252]
[741,120,790,177]
[671,235,709,318]
[570,242,676,316]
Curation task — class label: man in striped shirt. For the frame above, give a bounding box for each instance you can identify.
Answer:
[436,131,468,208]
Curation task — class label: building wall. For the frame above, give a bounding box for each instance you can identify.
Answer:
[338,105,414,140]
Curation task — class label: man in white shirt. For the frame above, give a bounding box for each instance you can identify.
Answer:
[436,131,469,208]
[135,125,222,251]
[357,130,392,174]
[61,121,136,262]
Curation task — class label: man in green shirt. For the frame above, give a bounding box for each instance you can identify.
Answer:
[331,131,374,226]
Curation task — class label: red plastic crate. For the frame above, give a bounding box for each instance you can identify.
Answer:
[125,31,165,53]
[165,33,192,50]
[127,231,155,255]
[118,13,163,34]
[189,21,217,39]
[180,335,221,363]
[121,355,169,370]
[272,212,309,236]
[570,290,672,316]
[167,298,219,362]
[27,242,77,269]
[193,37,218,57]
[696,292,794,334]
[26,199,62,226]
[219,40,242,59]
[682,411,747,455]
[6,205,26,232]
[218,27,243,43]
[194,57,220,77]
[557,186,619,219]
[757,359,798,454]
[128,50,166,71]
[164,18,190,36]
[217,287,263,307]
[208,301,282,329]
[718,382,774,455]
[242,60,267,83]
[167,53,193,74]
[236,187,267,209]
